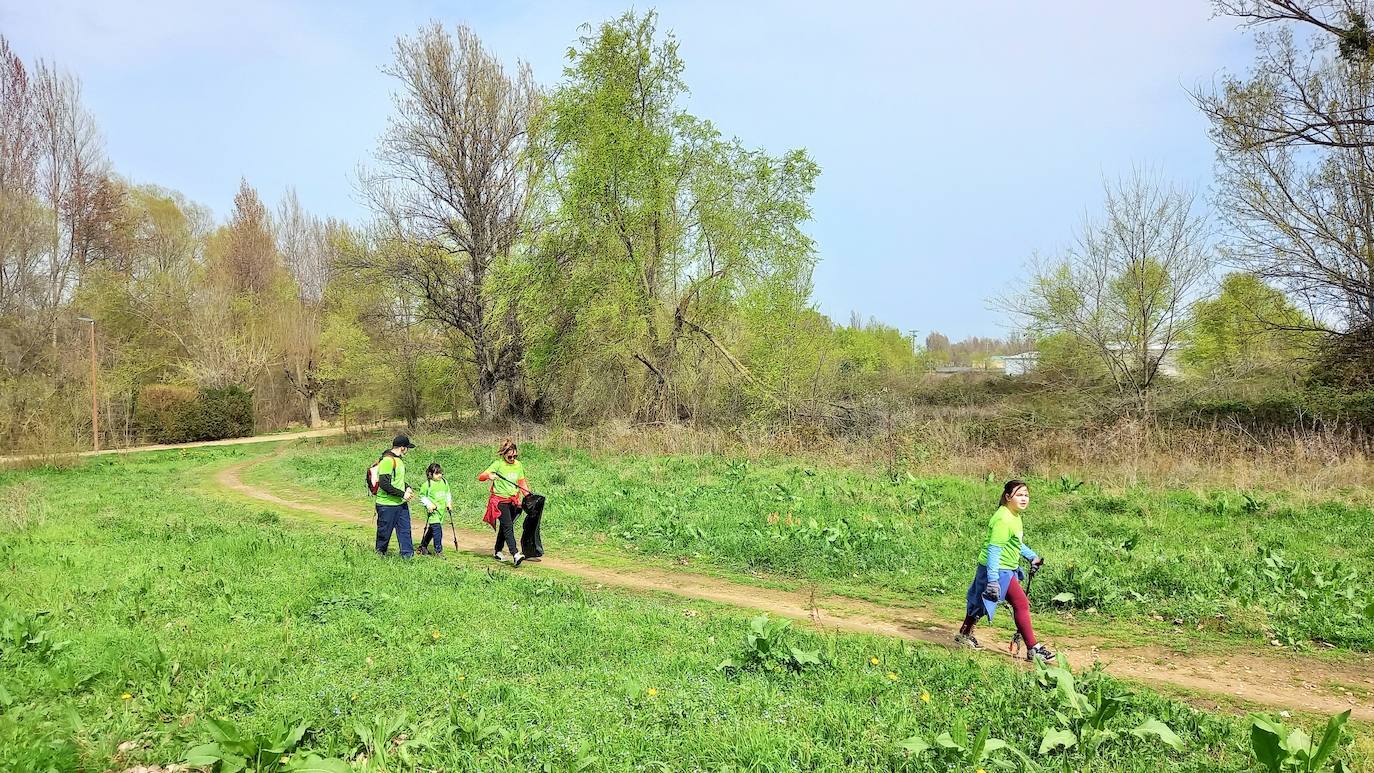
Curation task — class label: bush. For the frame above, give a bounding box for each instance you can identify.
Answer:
[135,384,254,443]
[1169,389,1374,434]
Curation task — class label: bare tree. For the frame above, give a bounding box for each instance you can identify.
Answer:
[275,188,330,426]
[0,36,42,318]
[33,59,106,320]
[360,23,541,419]
[1003,173,1214,409]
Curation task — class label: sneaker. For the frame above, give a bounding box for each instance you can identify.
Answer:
[512,552,525,568]
[493,552,507,562]
[954,633,982,650]
[1025,643,1056,662]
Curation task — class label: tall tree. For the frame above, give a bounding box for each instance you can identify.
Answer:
[1005,173,1213,409]
[531,11,819,421]
[362,22,540,419]
[276,188,330,426]
[1200,1,1374,332]
[0,35,42,319]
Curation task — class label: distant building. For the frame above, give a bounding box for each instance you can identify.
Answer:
[1001,345,1184,378]
[1003,352,1039,376]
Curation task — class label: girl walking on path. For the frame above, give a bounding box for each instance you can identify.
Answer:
[954,480,1055,662]
[479,438,527,567]
[417,462,452,556]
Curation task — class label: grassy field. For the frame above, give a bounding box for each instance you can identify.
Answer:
[2,446,1350,771]
[258,435,1374,654]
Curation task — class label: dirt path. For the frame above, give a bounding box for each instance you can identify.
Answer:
[214,458,1374,722]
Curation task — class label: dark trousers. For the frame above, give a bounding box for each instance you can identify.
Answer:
[494,501,520,556]
[375,503,414,558]
[418,521,443,554]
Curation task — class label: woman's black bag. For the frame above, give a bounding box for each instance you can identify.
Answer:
[519,493,546,558]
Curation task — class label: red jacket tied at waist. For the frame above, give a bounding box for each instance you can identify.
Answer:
[484,491,519,528]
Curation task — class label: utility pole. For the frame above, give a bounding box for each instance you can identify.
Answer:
[77,317,98,451]
[907,329,919,356]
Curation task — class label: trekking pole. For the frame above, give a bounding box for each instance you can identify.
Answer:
[448,508,459,551]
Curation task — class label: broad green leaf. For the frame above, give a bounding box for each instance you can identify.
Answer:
[934,731,964,752]
[788,645,821,666]
[1284,727,1312,757]
[1311,710,1350,769]
[1249,719,1286,773]
[895,735,930,755]
[1131,718,1184,752]
[206,717,241,746]
[182,742,223,766]
[1039,728,1078,755]
[286,754,353,773]
[1051,592,1075,604]
[277,720,309,753]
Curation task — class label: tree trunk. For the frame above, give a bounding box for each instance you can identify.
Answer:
[306,392,321,428]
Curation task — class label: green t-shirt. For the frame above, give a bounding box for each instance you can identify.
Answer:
[375,454,407,506]
[484,459,525,498]
[419,478,452,524]
[980,505,1024,571]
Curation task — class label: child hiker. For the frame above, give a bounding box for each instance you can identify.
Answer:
[417,462,452,556]
[955,479,1055,662]
[478,438,527,567]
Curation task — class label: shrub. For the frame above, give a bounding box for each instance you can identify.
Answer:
[135,384,255,443]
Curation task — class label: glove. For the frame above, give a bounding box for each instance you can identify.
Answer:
[982,582,1001,602]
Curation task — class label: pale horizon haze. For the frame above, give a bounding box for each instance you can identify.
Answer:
[2,1,1254,340]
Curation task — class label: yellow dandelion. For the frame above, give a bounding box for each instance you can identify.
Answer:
[921,690,931,704]
[350,693,358,702]
[431,630,442,640]
[886,672,899,681]
[869,656,880,666]
[121,693,132,701]
[647,687,659,697]
[977,769,987,773]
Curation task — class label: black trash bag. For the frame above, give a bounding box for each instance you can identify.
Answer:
[519,493,546,558]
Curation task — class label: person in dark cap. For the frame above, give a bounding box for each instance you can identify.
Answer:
[372,434,417,558]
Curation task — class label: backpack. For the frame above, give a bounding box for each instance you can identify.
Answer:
[365,453,390,496]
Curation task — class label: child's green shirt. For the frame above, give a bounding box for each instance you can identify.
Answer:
[418,478,452,525]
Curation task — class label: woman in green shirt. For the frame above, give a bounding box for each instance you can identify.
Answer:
[479,438,527,567]
[955,480,1054,661]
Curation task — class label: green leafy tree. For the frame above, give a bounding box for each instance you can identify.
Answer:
[1183,272,1316,377]
[528,11,819,421]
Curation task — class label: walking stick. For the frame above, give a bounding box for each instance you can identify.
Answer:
[448,508,459,552]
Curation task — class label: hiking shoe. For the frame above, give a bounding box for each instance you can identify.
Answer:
[954,633,982,650]
[512,552,525,568]
[1025,643,1056,662]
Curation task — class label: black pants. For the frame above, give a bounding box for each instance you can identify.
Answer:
[494,501,520,556]
[418,522,443,554]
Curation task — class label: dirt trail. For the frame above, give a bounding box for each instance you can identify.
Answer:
[214,459,1374,722]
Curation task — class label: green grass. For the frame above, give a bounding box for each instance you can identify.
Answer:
[260,435,1374,653]
[0,447,1315,771]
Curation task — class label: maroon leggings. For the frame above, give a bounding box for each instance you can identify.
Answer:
[961,576,1037,647]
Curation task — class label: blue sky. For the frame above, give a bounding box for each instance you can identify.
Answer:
[4,0,1253,338]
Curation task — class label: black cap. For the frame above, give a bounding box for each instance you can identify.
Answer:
[392,434,416,449]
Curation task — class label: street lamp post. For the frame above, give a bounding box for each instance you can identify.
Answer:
[76,317,98,452]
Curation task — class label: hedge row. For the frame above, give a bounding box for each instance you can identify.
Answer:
[134,385,254,444]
